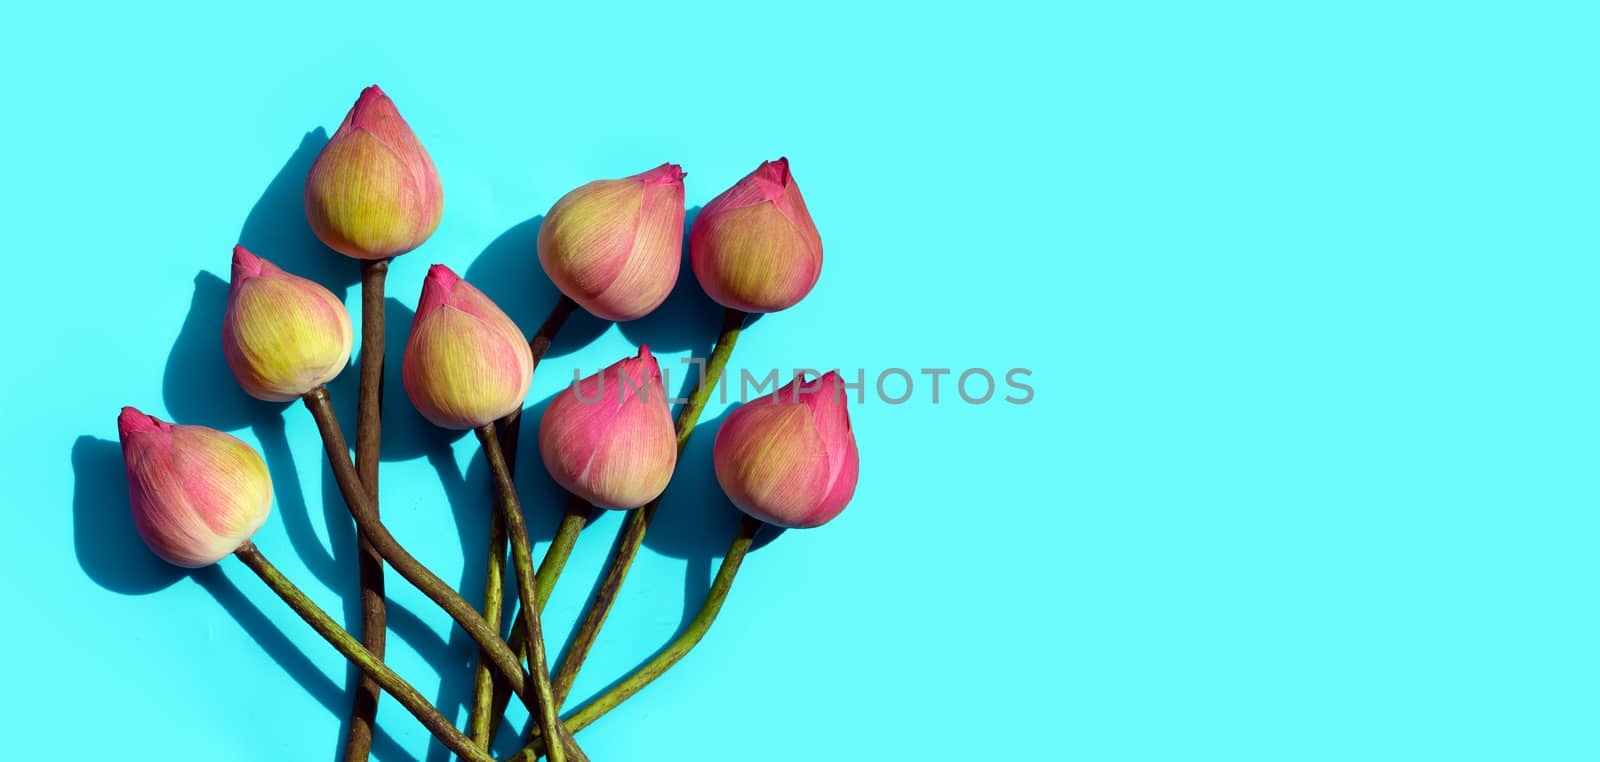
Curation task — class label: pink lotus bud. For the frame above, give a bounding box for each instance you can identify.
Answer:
[689,157,822,313]
[223,245,354,401]
[713,371,858,528]
[538,346,677,509]
[537,163,686,321]
[305,85,444,260]
[402,265,533,429]
[118,407,273,567]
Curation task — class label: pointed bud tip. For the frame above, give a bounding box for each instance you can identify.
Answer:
[347,85,400,128]
[118,406,170,437]
[412,264,464,321]
[638,163,685,185]
[798,372,825,392]
[416,264,462,317]
[630,344,663,380]
[231,244,265,278]
[807,371,850,411]
[750,157,795,202]
[426,263,461,287]
[763,157,792,183]
[355,84,392,108]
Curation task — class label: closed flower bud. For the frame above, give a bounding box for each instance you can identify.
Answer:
[714,371,858,528]
[223,245,354,401]
[689,157,822,313]
[539,346,676,509]
[305,85,443,260]
[538,163,686,321]
[403,265,533,429]
[118,407,273,567]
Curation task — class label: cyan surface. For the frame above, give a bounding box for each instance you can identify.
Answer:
[4,1,1597,760]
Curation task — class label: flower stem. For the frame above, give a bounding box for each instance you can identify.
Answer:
[485,495,590,747]
[534,499,591,611]
[344,256,389,762]
[301,386,538,714]
[505,514,762,762]
[466,500,507,748]
[478,424,580,762]
[233,542,495,762]
[545,307,746,712]
[466,296,576,749]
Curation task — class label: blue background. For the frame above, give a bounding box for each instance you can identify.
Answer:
[3,1,1596,760]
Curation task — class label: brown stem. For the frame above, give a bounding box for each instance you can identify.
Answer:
[545,308,746,711]
[466,296,576,749]
[343,256,388,762]
[300,386,537,714]
[234,542,494,762]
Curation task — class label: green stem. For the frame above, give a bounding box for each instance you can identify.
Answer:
[344,256,389,762]
[479,424,582,762]
[506,514,762,762]
[300,386,538,715]
[233,542,494,762]
[465,496,507,748]
[533,498,591,611]
[486,495,590,746]
[466,296,576,749]
[545,307,746,712]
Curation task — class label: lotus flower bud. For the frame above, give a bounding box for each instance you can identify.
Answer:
[538,346,677,509]
[305,85,444,260]
[714,371,858,528]
[537,163,686,321]
[403,265,533,429]
[689,157,822,313]
[118,407,273,567]
[223,245,354,401]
